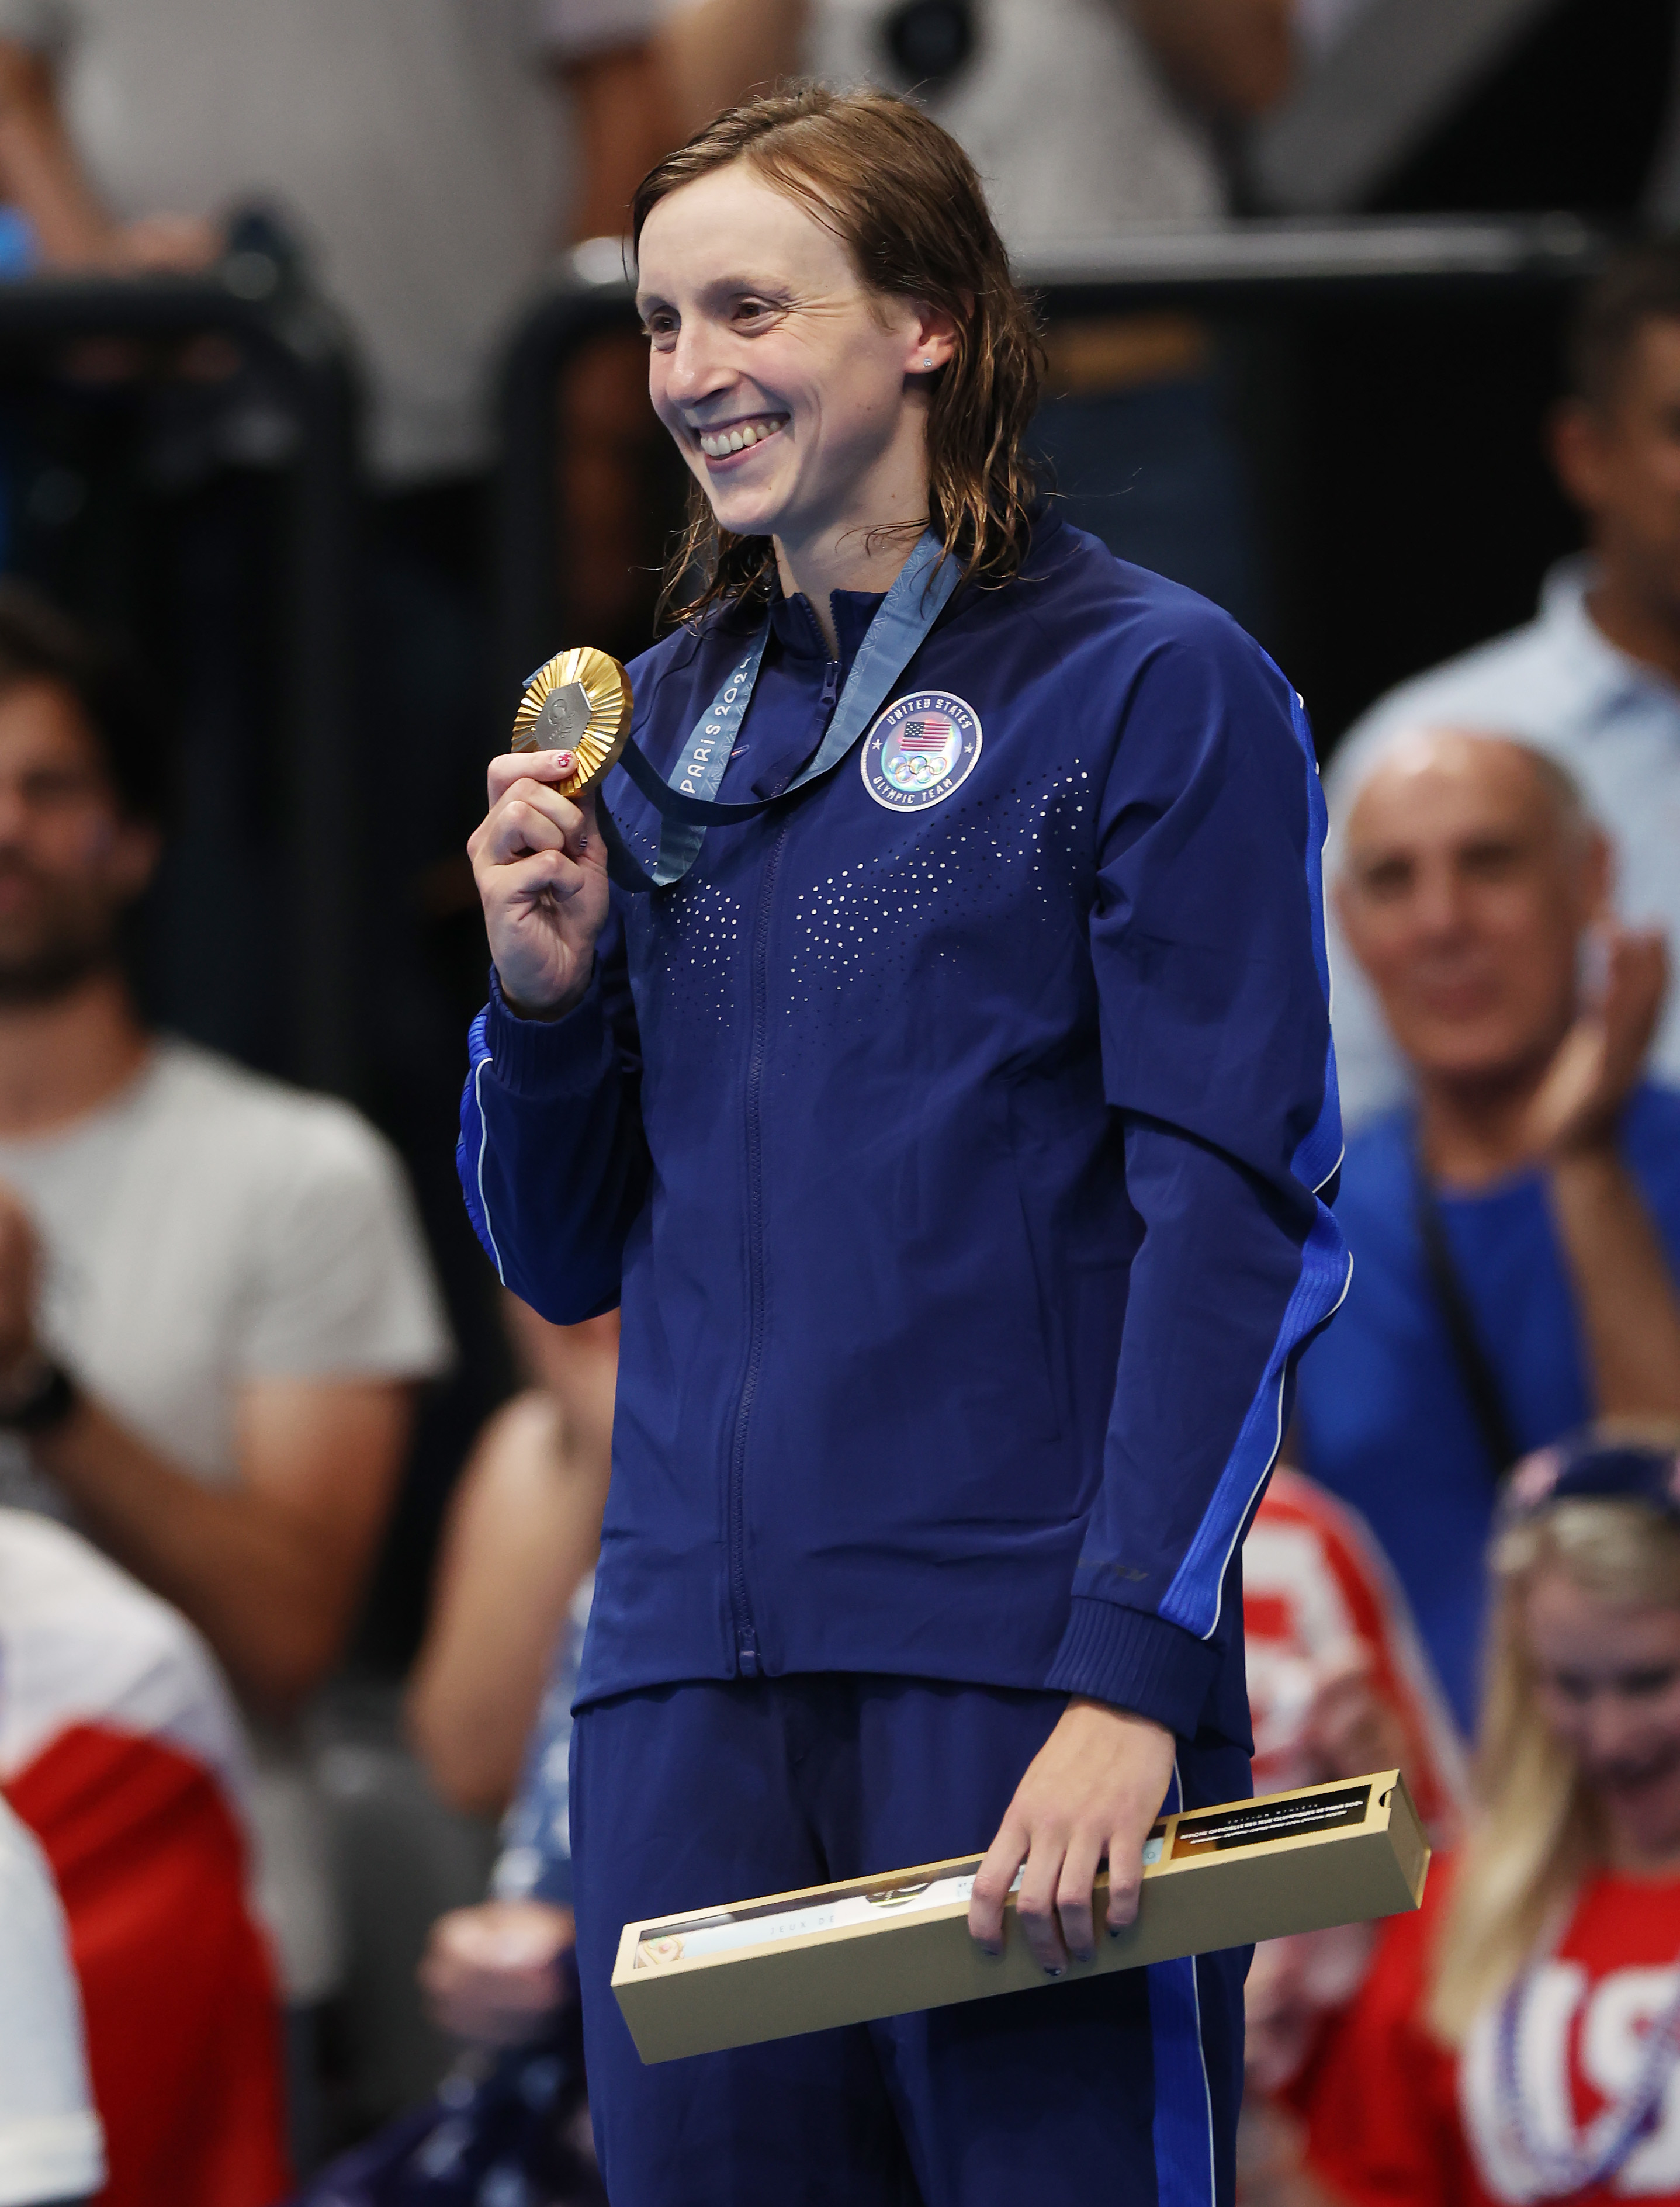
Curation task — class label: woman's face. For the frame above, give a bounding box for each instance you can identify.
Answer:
[635,164,952,559]
[1526,1567,1680,1865]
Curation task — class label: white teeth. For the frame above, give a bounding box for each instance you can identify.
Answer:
[697,420,780,457]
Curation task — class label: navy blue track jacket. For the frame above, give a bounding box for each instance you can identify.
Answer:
[460,514,1349,1748]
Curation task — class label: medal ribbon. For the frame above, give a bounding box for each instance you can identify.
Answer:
[588,529,958,893]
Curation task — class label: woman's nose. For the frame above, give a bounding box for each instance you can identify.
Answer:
[664,323,733,406]
[1582,1693,1650,1766]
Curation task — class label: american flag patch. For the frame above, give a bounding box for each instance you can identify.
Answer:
[861,690,982,811]
[896,716,952,751]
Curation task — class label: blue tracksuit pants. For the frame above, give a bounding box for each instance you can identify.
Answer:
[569,1675,1251,2206]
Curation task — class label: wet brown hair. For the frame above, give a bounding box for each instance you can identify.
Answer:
[631,84,1044,628]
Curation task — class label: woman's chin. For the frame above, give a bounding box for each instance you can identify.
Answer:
[1597,1757,1680,1865]
[702,486,787,540]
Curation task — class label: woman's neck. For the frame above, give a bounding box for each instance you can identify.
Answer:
[771,418,933,656]
[1605,1821,1680,1879]
[773,521,924,656]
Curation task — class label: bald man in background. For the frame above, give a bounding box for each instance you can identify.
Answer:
[1290,729,1680,1733]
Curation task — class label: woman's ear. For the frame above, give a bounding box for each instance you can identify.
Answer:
[905,300,961,375]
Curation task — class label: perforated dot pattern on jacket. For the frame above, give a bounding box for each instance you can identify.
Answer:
[641,873,746,1021]
[785,767,1093,1031]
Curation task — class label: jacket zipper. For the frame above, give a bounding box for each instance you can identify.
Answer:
[726,810,793,1674]
[725,650,840,1675]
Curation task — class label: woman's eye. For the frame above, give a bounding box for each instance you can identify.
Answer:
[1546,1672,1594,1704]
[1623,1666,1680,1699]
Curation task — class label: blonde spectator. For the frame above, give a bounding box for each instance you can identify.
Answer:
[1299,1426,1680,2207]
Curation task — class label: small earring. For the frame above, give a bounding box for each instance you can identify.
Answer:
[923,356,934,368]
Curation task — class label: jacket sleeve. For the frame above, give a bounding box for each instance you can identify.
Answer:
[1046,612,1350,1736]
[456,908,650,1323]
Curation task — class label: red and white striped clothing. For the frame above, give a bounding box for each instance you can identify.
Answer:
[0,1509,288,2207]
[1239,1470,1469,2109]
[1246,1466,1468,1835]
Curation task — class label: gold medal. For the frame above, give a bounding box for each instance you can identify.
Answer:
[510,645,633,801]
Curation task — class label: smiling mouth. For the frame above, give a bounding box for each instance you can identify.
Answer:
[691,414,787,461]
[1595,1744,1680,1796]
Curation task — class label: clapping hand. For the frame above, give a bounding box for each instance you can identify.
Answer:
[1522,923,1668,1162]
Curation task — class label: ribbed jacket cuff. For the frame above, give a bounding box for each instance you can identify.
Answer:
[486,967,609,1099]
[1047,1597,1219,1740]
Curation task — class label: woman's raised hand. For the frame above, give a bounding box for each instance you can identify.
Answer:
[469,751,612,1019]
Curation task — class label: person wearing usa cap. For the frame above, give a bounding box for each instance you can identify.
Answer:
[1297,1425,1680,2207]
[461,84,1346,2206]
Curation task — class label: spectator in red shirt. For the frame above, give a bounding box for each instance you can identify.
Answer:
[1297,1425,1680,2207]
[1238,1468,1467,2204]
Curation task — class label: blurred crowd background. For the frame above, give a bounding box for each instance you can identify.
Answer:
[6,2,1680,2204]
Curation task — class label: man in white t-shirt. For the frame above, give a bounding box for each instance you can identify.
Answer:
[0,1797,103,2207]
[0,585,452,2057]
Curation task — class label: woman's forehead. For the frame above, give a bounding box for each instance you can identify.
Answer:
[636,165,852,297]
[1527,1570,1680,1650]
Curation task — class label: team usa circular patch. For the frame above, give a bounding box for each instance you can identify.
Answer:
[860,691,983,812]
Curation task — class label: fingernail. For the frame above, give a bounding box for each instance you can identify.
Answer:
[1072,1950,1095,1966]
[1044,1965,1064,1979]
[1108,1926,1124,1941]
[553,750,574,773]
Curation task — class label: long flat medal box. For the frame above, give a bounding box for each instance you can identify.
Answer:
[612,1768,1429,2064]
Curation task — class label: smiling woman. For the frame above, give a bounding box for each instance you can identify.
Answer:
[631,86,1042,645]
[462,81,1349,2207]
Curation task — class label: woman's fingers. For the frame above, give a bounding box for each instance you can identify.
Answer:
[1054,1831,1106,1963]
[968,1816,1028,1955]
[487,749,578,806]
[1014,1837,1072,1974]
[473,785,583,868]
[1105,1827,1148,1932]
[494,848,590,910]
